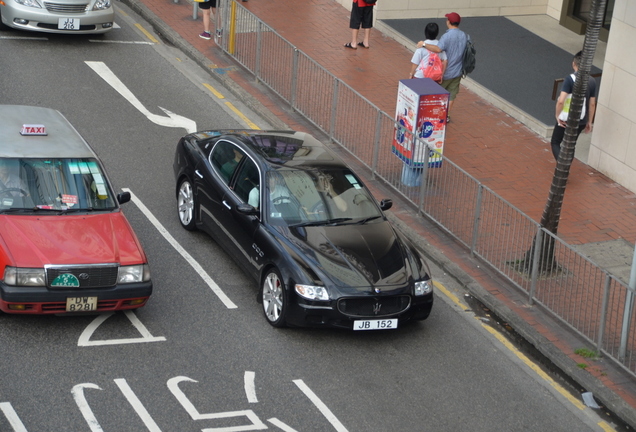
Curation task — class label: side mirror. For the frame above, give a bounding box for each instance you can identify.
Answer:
[117,191,131,205]
[236,203,259,216]
[380,199,393,211]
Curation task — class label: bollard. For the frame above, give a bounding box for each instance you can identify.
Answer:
[193,2,198,20]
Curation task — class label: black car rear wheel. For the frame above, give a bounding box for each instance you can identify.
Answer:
[177,178,196,231]
[262,268,287,327]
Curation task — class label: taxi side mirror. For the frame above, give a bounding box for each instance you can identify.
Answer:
[380,199,393,211]
[117,191,131,205]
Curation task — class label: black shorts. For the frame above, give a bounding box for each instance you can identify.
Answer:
[349,2,373,29]
[198,0,216,10]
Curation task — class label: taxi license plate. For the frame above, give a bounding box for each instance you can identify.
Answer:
[58,18,80,30]
[353,319,398,331]
[66,296,98,312]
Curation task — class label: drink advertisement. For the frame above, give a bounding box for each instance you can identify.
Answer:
[392,79,449,169]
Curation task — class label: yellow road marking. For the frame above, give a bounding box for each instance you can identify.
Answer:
[203,83,225,99]
[434,280,616,431]
[135,23,159,44]
[433,280,469,311]
[224,102,260,130]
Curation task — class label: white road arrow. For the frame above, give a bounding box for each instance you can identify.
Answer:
[85,61,197,133]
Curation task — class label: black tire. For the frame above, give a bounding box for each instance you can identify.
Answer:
[177,178,197,231]
[261,268,287,327]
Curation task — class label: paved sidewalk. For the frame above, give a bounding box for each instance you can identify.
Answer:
[121,0,636,426]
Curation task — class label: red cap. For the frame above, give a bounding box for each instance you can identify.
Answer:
[445,12,461,24]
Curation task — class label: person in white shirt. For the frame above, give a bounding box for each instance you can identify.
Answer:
[409,23,447,79]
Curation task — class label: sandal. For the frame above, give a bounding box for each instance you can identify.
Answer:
[357,42,369,48]
[344,42,357,49]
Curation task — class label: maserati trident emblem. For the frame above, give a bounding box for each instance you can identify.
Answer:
[373,302,382,315]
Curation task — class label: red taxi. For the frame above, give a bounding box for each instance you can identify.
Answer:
[0,105,152,314]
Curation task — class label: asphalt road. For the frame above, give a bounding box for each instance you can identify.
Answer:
[0,5,617,431]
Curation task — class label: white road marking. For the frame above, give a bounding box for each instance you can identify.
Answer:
[267,418,298,432]
[89,40,154,44]
[0,402,28,432]
[125,188,237,309]
[167,376,267,431]
[244,371,257,403]
[71,383,104,432]
[85,61,197,133]
[114,379,162,432]
[0,36,48,40]
[293,379,348,432]
[77,310,166,346]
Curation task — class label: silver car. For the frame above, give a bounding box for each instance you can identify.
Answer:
[0,0,114,34]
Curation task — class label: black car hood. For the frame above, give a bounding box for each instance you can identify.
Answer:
[276,220,411,290]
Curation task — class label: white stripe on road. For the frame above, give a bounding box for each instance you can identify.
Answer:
[114,379,162,432]
[244,371,257,403]
[125,188,237,309]
[0,402,28,432]
[293,380,348,432]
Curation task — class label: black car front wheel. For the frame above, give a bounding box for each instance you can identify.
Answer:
[177,178,196,231]
[262,268,287,327]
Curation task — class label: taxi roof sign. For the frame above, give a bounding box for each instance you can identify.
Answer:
[21,124,47,136]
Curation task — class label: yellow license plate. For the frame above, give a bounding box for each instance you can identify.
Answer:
[66,296,98,312]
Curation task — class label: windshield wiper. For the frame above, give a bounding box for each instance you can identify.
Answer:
[57,207,95,215]
[288,217,353,228]
[354,215,382,225]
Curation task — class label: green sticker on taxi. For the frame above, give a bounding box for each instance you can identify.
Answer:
[51,273,80,287]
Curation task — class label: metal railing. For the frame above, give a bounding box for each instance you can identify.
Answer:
[214,0,636,377]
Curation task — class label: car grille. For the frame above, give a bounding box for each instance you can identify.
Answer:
[43,2,88,13]
[46,265,118,289]
[337,295,411,318]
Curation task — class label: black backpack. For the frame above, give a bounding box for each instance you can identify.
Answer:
[462,34,476,77]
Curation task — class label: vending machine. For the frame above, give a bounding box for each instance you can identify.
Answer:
[392,78,449,186]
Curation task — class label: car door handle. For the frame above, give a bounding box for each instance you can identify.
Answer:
[195,170,203,179]
[223,200,231,210]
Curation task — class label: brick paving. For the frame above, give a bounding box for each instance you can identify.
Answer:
[124,0,636,423]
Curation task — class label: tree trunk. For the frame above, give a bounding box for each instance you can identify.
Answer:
[525,0,606,273]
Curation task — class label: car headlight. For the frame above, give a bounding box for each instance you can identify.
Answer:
[117,264,151,284]
[92,0,111,10]
[414,279,433,296]
[3,267,46,286]
[295,284,329,301]
[14,0,43,8]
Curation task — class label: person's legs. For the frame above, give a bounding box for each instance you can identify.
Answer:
[441,77,461,121]
[350,28,359,47]
[550,124,585,161]
[198,1,213,39]
[346,1,361,48]
[550,125,565,160]
[362,28,370,47]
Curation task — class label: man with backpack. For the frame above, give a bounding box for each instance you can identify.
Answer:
[419,12,468,123]
[409,23,447,83]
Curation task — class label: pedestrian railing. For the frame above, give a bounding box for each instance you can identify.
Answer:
[215,0,636,377]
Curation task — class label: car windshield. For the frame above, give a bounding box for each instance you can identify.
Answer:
[266,168,382,226]
[0,157,117,212]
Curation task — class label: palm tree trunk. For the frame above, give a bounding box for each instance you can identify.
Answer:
[525,0,606,272]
